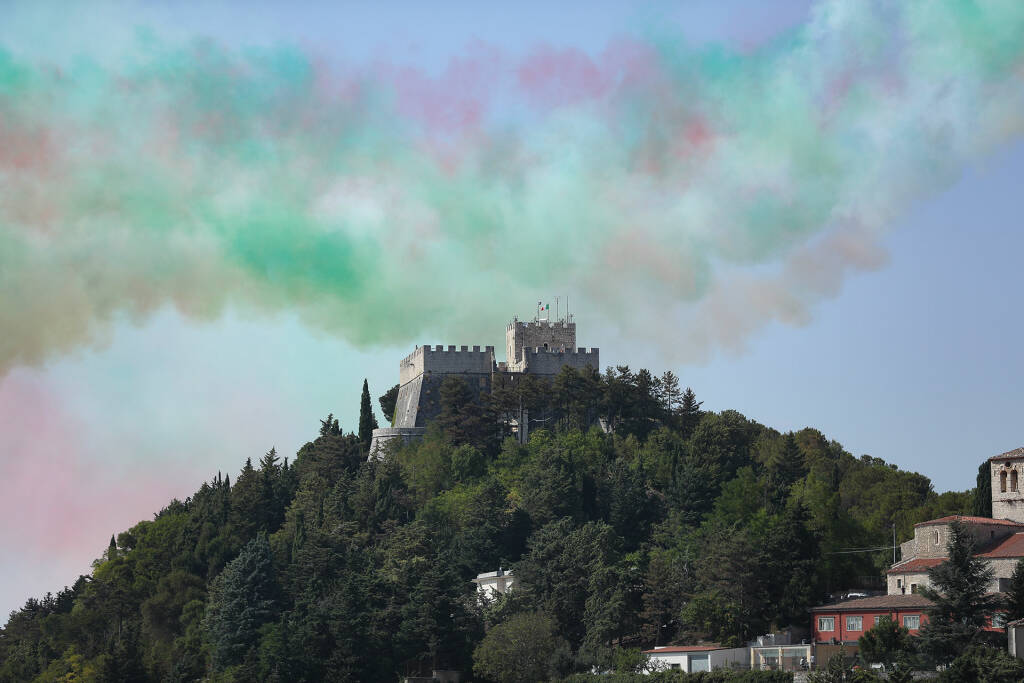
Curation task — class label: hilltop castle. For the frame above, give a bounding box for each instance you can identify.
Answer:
[369,309,599,455]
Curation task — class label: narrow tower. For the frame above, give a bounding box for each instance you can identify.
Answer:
[992,447,1024,522]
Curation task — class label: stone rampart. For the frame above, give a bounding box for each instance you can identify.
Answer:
[368,427,427,460]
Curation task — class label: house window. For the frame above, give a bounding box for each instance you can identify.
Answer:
[670,664,681,670]
[934,530,940,545]
[874,615,882,626]
[846,616,863,632]
[818,617,835,632]
[903,615,920,629]
[910,584,918,594]
[994,613,1007,628]
[1012,471,1019,492]
[897,579,902,589]
[1002,471,1008,492]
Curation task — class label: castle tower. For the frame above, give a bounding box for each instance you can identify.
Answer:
[991,447,1024,522]
[506,319,577,371]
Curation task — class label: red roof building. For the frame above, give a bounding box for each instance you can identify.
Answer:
[811,595,932,644]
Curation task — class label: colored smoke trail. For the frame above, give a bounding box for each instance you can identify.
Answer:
[1,0,1023,371]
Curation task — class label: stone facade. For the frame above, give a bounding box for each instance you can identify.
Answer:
[369,314,600,457]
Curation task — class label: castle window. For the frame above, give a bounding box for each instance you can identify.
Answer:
[1012,470,1018,492]
[1002,470,1008,493]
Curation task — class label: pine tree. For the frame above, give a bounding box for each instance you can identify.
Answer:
[358,379,379,451]
[203,533,279,672]
[918,520,1000,663]
[1005,558,1024,622]
[678,387,703,438]
[379,383,400,424]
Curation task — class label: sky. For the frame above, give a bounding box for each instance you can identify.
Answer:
[1,0,1023,618]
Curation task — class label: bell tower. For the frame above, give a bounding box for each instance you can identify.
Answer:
[991,447,1024,522]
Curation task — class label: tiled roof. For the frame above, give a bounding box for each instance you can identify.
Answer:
[644,645,725,653]
[887,558,943,574]
[811,595,932,612]
[978,532,1024,558]
[914,515,1024,528]
[989,447,1024,461]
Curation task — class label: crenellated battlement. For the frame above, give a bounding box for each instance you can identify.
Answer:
[399,344,496,385]
[516,346,599,375]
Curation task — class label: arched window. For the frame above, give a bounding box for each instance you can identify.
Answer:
[934,530,940,545]
[1002,470,1008,493]
[1012,470,1018,493]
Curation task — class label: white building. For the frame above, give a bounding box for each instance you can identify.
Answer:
[472,568,515,601]
[643,645,748,673]
[1008,619,1024,659]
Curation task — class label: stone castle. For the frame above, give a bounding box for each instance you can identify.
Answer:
[369,310,599,455]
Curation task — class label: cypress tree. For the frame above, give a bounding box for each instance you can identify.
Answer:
[973,461,992,518]
[358,379,379,452]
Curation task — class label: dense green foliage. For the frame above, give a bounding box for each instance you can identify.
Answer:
[0,366,972,681]
[937,644,1024,683]
[379,382,400,424]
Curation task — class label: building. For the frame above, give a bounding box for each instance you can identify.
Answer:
[808,446,1024,651]
[811,594,932,645]
[369,309,599,455]
[1008,618,1024,660]
[643,645,748,673]
[886,446,1024,596]
[471,568,515,601]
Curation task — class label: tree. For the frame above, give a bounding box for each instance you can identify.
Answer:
[938,644,1024,683]
[473,612,569,683]
[918,520,1000,663]
[1005,558,1024,622]
[203,533,279,672]
[858,615,912,666]
[379,383,400,424]
[973,461,992,518]
[677,387,703,438]
[358,379,379,452]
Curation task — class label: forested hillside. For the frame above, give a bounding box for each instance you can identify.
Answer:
[0,366,973,682]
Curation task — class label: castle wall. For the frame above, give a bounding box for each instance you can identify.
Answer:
[393,375,425,428]
[515,347,599,376]
[393,345,496,428]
